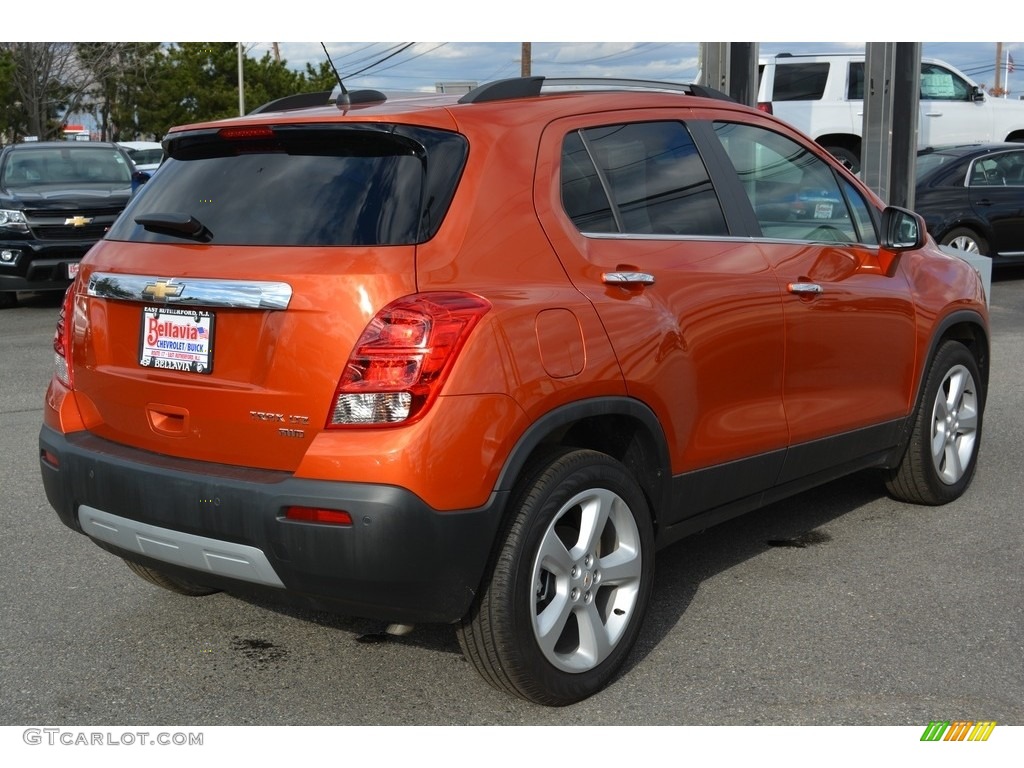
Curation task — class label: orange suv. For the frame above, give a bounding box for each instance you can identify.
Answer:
[39,77,989,706]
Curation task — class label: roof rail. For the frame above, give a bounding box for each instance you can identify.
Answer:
[249,90,333,115]
[458,76,736,105]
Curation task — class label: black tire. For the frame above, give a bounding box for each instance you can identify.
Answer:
[886,341,984,505]
[939,227,988,256]
[0,291,16,309]
[457,448,654,706]
[122,559,221,596]
[824,145,860,174]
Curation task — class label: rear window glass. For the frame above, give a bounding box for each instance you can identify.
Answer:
[107,124,468,246]
[772,63,830,101]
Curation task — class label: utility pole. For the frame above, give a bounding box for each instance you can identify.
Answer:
[272,42,281,64]
[238,43,245,116]
[995,42,1003,96]
[521,43,531,77]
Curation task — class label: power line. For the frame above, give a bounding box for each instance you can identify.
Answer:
[342,43,417,79]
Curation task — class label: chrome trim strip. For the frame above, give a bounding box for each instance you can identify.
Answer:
[580,231,881,250]
[87,272,292,310]
[79,506,285,588]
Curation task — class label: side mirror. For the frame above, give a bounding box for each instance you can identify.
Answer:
[971,85,985,103]
[130,170,151,194]
[881,206,926,250]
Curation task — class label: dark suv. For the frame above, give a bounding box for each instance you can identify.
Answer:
[0,141,135,308]
[39,77,989,706]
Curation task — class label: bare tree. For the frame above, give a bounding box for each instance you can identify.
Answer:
[0,42,140,140]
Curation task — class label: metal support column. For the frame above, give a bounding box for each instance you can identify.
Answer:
[862,42,920,207]
[699,43,759,106]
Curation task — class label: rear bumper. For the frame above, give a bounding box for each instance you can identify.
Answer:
[39,424,506,624]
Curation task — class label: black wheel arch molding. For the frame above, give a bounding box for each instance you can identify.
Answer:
[491,396,673,536]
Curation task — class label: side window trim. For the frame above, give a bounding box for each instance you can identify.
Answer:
[687,119,763,237]
[576,130,625,233]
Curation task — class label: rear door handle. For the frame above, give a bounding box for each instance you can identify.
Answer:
[602,271,655,286]
[788,282,824,295]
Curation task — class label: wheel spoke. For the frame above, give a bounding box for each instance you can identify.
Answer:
[597,543,642,585]
[575,600,614,667]
[536,525,574,576]
[534,592,574,657]
[941,439,965,483]
[946,369,968,410]
[574,490,613,556]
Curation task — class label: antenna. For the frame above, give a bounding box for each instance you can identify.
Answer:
[321,42,350,107]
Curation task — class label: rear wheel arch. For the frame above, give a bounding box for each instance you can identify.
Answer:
[493,397,672,537]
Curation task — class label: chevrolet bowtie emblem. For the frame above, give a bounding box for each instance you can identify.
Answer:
[64,215,93,227]
[142,280,184,300]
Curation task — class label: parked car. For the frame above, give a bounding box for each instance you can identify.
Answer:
[117,141,164,173]
[914,142,1024,262]
[39,76,989,706]
[0,141,136,308]
[757,52,1024,172]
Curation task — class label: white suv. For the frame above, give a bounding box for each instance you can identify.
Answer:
[758,52,1024,171]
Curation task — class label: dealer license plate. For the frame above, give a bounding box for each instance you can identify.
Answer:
[139,306,215,374]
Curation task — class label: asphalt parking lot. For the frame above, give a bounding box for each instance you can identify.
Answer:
[1,271,1022,727]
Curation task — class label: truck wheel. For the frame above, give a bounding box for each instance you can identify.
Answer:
[457,448,654,706]
[824,145,860,174]
[886,340,983,505]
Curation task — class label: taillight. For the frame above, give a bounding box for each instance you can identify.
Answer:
[328,292,491,427]
[53,287,74,388]
[756,101,774,115]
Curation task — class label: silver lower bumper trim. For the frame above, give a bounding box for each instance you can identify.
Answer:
[79,506,285,588]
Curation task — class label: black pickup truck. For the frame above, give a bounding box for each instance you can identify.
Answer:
[0,141,136,308]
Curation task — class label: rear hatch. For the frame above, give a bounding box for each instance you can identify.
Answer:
[69,121,468,471]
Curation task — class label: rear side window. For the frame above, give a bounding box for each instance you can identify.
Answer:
[561,121,728,237]
[772,63,830,101]
[848,62,865,99]
[107,124,468,246]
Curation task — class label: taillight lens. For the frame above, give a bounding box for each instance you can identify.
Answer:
[53,287,74,388]
[329,292,490,427]
[756,101,774,114]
